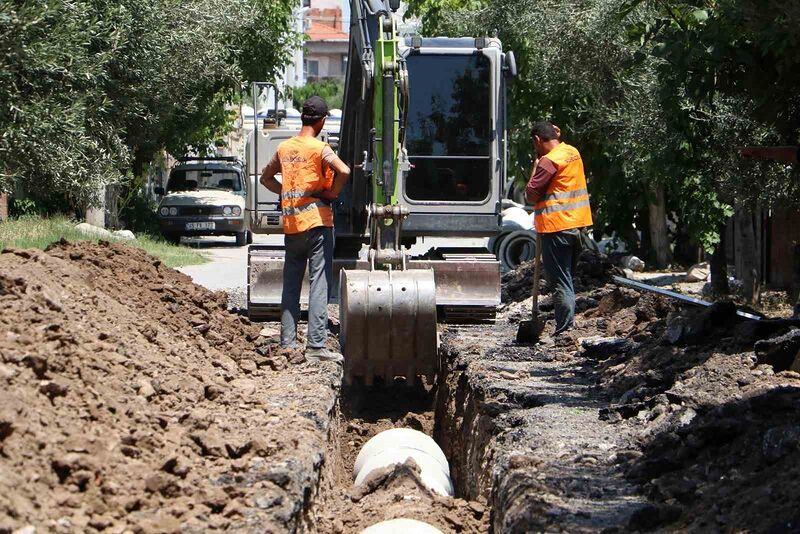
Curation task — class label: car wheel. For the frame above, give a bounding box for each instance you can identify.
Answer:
[246,230,253,245]
[235,231,248,247]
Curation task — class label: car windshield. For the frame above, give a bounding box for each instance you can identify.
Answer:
[167,169,242,192]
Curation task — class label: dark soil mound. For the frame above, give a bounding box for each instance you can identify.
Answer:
[501,250,621,303]
[574,286,800,532]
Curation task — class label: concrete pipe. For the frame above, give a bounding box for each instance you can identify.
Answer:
[354,429,448,476]
[499,229,537,273]
[353,428,453,497]
[354,447,454,496]
[501,206,534,232]
[488,231,509,257]
[490,207,534,260]
[360,518,444,534]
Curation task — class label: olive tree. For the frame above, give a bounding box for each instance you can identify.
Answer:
[0,0,296,209]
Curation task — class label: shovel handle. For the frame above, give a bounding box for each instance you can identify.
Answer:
[532,232,543,308]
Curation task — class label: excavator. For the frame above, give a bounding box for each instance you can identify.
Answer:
[246,0,517,385]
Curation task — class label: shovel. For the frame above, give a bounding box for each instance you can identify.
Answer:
[516,232,545,344]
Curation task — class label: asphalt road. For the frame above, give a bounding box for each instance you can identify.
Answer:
[178,234,281,291]
[179,234,490,292]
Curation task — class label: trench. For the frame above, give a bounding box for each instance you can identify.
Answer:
[306,330,497,534]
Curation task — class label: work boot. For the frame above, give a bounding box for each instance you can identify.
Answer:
[305,347,344,364]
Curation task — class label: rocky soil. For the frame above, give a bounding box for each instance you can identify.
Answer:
[0,241,340,533]
[3,241,799,533]
[442,252,800,532]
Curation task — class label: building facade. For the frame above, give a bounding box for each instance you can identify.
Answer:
[304,3,349,83]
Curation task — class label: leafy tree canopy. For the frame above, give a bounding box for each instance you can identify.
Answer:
[405,0,797,252]
[292,79,345,111]
[0,0,297,207]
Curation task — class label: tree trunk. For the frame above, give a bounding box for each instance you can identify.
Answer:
[638,208,651,259]
[710,221,729,295]
[0,193,8,221]
[648,182,671,269]
[792,243,800,318]
[735,207,761,304]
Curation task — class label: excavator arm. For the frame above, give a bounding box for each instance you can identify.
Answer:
[338,1,438,386]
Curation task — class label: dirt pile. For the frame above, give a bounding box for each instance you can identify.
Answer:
[0,241,339,533]
[456,250,800,531]
[574,289,800,531]
[501,250,621,303]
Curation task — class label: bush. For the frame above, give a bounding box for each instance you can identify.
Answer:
[292,80,345,110]
[118,185,160,235]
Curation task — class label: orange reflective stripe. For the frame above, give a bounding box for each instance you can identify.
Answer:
[534,143,593,233]
[277,137,335,234]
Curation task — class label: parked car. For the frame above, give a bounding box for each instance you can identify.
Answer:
[155,157,251,246]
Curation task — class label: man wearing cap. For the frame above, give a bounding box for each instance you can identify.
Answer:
[260,96,351,362]
[526,121,593,338]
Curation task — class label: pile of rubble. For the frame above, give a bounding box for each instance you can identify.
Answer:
[576,290,800,530]
[484,247,800,531]
[501,250,622,303]
[0,241,339,533]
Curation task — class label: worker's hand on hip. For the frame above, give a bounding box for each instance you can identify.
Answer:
[318,190,337,201]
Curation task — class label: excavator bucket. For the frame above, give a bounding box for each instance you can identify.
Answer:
[339,268,438,385]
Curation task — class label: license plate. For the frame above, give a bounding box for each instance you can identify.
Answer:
[186,222,215,231]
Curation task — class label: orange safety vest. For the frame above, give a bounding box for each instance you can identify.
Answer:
[534,143,593,233]
[277,136,335,234]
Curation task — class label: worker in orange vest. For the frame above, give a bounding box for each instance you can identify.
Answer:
[526,121,593,337]
[260,96,351,362]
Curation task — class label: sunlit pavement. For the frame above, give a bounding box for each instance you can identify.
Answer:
[178,235,281,291]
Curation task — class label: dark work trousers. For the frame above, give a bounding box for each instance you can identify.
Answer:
[281,226,334,349]
[540,229,583,335]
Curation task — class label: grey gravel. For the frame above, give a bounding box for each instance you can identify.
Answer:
[226,287,247,314]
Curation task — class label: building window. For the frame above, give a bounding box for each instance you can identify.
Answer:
[305,59,319,77]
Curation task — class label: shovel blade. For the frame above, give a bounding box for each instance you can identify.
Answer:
[516,317,545,344]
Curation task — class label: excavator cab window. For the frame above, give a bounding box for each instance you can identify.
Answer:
[405,54,492,202]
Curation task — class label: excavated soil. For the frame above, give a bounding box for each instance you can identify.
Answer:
[0,241,340,533]
[584,295,800,532]
[501,250,623,304]
[439,254,800,532]
[4,240,800,533]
